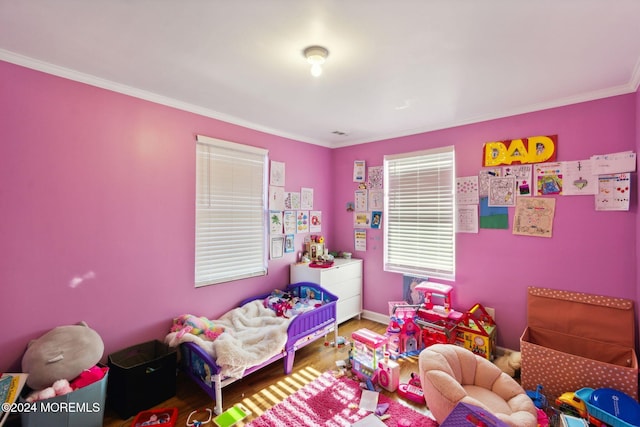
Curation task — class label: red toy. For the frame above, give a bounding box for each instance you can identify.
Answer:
[397,372,425,404]
[415,282,465,323]
[131,407,178,427]
[413,282,464,348]
[418,318,459,347]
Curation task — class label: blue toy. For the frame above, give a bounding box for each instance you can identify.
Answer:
[526,385,547,409]
[576,387,640,427]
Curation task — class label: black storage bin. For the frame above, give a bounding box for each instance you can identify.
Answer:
[107,340,177,419]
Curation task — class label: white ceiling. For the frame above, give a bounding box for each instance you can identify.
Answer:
[1,1,640,148]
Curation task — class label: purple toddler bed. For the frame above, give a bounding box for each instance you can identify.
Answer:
[179,282,338,414]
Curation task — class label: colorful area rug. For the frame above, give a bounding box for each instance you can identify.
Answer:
[246,372,438,426]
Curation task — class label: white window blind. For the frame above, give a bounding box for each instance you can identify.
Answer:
[195,135,268,287]
[384,146,455,281]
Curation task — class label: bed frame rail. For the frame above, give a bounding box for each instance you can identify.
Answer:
[180,282,338,414]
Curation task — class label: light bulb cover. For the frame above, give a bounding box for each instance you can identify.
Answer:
[303,45,329,77]
[310,63,323,77]
[303,46,329,64]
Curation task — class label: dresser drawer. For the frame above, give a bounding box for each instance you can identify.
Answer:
[322,277,361,299]
[337,295,362,324]
[319,261,361,283]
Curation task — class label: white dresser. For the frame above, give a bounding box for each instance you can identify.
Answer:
[290,258,363,324]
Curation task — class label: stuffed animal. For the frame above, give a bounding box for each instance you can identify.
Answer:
[264,290,297,317]
[22,321,104,390]
[25,365,108,403]
[69,365,108,390]
[170,314,225,341]
[494,350,522,378]
[25,379,74,402]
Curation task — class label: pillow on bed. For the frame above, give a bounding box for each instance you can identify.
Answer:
[297,285,325,301]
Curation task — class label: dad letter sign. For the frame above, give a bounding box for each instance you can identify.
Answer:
[483,135,557,167]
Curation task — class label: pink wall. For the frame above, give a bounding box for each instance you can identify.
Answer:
[636,85,640,341]
[0,61,333,371]
[1,59,638,372]
[332,94,638,351]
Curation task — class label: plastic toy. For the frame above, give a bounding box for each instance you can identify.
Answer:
[415,282,465,323]
[416,317,459,347]
[212,403,251,427]
[377,352,400,392]
[132,407,178,427]
[325,336,349,347]
[397,372,425,404]
[526,385,547,409]
[556,391,588,418]
[575,387,640,427]
[385,313,403,358]
[413,282,463,348]
[559,413,589,427]
[186,408,212,427]
[386,302,424,358]
[537,408,550,427]
[400,316,421,354]
[440,401,511,427]
[351,328,387,384]
[455,303,497,360]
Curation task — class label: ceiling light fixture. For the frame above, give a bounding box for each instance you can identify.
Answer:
[303,46,329,77]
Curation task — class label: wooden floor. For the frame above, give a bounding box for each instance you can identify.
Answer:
[102,317,432,427]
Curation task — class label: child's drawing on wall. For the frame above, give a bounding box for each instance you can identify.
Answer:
[488,176,516,207]
[371,211,382,229]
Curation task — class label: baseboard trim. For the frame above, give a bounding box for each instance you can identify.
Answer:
[361,309,389,325]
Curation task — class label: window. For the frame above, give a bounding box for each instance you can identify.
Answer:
[384,146,455,281]
[195,135,268,287]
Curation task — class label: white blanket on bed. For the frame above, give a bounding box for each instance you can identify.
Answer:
[165,300,292,378]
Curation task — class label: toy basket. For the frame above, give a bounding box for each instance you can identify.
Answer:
[131,407,178,427]
[521,287,638,402]
[575,388,639,427]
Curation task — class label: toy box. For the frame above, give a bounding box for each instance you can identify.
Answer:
[441,401,510,427]
[107,340,177,419]
[520,287,638,402]
[20,369,108,427]
[131,407,178,427]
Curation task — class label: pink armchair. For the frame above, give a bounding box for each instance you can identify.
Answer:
[418,344,537,427]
